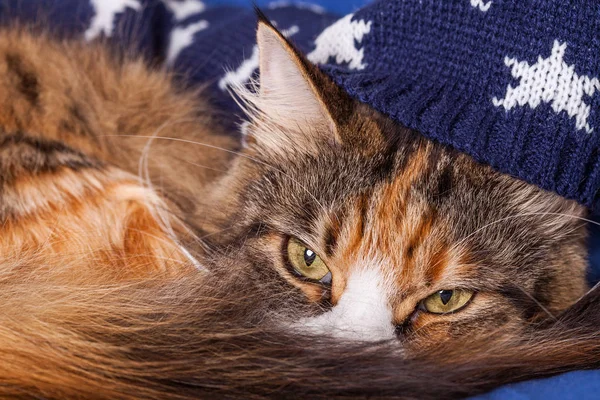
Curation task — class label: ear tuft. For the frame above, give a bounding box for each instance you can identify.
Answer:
[253,5,271,26]
[256,21,336,130]
[233,18,339,154]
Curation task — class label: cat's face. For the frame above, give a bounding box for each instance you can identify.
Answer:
[206,21,589,349]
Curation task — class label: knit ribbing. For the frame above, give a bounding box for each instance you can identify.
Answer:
[320,0,600,210]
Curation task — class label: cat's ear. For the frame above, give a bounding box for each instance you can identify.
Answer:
[242,17,344,152]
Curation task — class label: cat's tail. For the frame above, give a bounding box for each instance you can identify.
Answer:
[0,257,598,399]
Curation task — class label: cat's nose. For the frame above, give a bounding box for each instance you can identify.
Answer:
[298,269,396,341]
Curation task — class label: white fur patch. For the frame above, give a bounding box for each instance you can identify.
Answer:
[166,20,209,65]
[300,267,395,341]
[85,0,142,41]
[307,13,372,70]
[164,0,205,21]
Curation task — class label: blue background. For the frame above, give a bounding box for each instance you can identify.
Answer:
[204,1,600,399]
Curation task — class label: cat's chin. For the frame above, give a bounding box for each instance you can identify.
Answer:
[296,313,396,342]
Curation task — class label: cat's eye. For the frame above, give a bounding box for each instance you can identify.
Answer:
[421,289,474,314]
[285,238,331,284]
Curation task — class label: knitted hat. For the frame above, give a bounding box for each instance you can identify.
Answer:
[319,0,600,211]
[180,0,600,210]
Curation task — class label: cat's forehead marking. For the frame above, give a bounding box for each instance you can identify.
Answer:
[329,144,461,302]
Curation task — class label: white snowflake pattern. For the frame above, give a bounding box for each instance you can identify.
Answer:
[306,13,371,70]
[469,0,492,12]
[166,20,209,64]
[164,0,208,65]
[493,40,600,133]
[164,0,205,21]
[85,0,142,41]
[267,1,325,14]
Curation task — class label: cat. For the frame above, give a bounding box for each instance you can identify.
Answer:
[0,15,599,399]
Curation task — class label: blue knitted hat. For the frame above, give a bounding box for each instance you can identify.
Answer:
[321,0,600,211]
[179,0,600,210]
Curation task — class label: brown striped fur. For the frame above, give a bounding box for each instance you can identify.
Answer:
[0,19,598,400]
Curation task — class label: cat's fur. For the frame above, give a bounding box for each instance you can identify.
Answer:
[0,19,598,399]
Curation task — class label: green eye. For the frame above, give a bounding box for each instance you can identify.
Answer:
[286,237,331,284]
[421,289,474,314]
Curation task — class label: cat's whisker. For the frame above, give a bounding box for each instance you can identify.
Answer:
[134,119,209,268]
[559,222,590,241]
[197,225,241,241]
[123,227,193,250]
[104,134,340,231]
[136,117,203,187]
[104,134,267,169]
[449,211,598,254]
[37,203,68,252]
[181,159,231,174]
[513,283,558,322]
